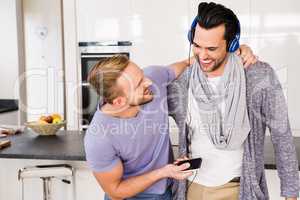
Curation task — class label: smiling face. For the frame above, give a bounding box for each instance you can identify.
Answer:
[116,62,153,106]
[192,23,228,76]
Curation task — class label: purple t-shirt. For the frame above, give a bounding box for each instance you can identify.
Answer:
[84,66,176,194]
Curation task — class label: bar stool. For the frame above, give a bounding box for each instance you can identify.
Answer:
[18,164,75,200]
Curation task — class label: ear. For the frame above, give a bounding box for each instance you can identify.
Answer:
[112,96,126,106]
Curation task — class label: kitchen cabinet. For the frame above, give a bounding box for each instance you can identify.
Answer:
[76,0,132,42]
[76,0,190,67]
[0,131,104,200]
[0,161,298,200]
[0,159,104,200]
[0,0,20,101]
[128,0,190,66]
[23,0,65,122]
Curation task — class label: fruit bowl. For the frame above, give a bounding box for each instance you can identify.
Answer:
[25,120,66,136]
[25,113,65,136]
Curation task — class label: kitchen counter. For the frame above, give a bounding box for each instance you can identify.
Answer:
[0,99,18,113]
[0,130,300,170]
[0,130,85,160]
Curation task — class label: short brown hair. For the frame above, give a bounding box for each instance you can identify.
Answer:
[87,55,129,104]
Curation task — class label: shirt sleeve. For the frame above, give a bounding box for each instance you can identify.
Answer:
[144,66,176,86]
[84,133,120,172]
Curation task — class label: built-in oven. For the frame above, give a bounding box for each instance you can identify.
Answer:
[79,41,132,130]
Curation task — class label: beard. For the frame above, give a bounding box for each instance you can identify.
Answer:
[129,88,154,106]
[129,95,153,106]
[197,55,228,73]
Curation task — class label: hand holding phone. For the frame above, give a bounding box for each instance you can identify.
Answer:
[175,157,202,171]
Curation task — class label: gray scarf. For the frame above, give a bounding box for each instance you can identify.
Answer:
[188,53,250,150]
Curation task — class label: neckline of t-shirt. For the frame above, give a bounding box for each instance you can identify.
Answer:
[208,76,221,81]
[96,104,144,121]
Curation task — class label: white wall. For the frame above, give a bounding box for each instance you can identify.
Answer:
[23,0,64,121]
[0,0,19,99]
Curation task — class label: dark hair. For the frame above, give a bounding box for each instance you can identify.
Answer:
[192,2,240,50]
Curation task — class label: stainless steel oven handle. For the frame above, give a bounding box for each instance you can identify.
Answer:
[81,82,90,86]
[81,55,115,58]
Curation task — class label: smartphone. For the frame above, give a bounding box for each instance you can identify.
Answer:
[176,157,202,171]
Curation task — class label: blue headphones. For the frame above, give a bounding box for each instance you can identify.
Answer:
[187,16,241,53]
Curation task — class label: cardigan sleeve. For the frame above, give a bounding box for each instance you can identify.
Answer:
[262,65,300,197]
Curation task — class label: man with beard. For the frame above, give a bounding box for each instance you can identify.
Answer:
[168,2,300,200]
[84,46,256,200]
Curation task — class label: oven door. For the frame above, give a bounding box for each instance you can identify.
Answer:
[81,83,99,127]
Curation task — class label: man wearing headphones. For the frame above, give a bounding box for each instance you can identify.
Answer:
[168,2,299,200]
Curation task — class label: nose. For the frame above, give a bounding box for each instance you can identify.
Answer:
[199,49,209,61]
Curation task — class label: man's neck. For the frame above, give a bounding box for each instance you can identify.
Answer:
[101,103,140,118]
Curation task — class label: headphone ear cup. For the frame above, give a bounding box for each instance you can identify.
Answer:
[228,37,240,52]
[228,20,241,52]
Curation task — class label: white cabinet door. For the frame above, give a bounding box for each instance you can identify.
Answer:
[77,0,191,67]
[75,166,105,200]
[130,0,190,67]
[76,0,132,42]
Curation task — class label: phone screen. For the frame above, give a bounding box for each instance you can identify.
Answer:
[176,157,202,171]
